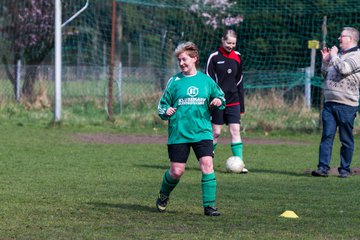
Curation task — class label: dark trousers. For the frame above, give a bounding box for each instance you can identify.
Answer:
[318,102,358,173]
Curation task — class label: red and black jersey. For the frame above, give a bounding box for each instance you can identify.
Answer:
[205,46,245,113]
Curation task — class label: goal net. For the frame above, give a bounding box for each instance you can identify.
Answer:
[1,0,359,113]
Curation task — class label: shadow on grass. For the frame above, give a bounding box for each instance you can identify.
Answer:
[135,164,312,177]
[134,163,200,172]
[235,168,311,177]
[86,202,177,214]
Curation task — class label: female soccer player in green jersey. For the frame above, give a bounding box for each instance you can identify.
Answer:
[156,42,225,216]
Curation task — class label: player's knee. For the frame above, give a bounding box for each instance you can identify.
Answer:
[213,131,221,139]
[199,158,214,174]
[169,168,185,179]
[229,128,240,138]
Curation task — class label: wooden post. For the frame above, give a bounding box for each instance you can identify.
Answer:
[307,40,319,109]
[319,16,327,128]
[108,1,116,121]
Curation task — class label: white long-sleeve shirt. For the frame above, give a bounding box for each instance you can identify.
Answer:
[321,46,360,107]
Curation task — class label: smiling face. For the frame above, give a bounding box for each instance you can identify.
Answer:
[177,51,197,76]
[338,30,353,51]
[221,35,237,53]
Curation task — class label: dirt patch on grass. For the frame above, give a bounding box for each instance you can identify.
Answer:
[73,133,310,145]
[73,133,360,176]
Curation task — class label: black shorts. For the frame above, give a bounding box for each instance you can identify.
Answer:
[167,140,213,163]
[211,104,241,125]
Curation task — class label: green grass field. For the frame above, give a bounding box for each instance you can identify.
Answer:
[0,121,360,239]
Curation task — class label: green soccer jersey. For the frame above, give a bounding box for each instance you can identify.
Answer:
[158,71,225,144]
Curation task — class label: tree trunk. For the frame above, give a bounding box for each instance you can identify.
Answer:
[2,55,19,98]
[22,65,38,102]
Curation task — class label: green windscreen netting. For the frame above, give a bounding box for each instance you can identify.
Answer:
[1,0,360,110]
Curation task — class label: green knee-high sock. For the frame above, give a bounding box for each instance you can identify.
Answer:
[231,142,243,159]
[213,143,218,152]
[201,172,217,208]
[160,170,179,196]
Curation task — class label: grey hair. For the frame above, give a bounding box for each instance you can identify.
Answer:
[343,27,359,43]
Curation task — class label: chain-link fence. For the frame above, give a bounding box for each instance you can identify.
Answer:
[0,63,175,114]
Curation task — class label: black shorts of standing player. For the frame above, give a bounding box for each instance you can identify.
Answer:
[211,104,241,125]
[168,140,213,163]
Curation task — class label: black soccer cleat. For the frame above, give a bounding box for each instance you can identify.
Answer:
[156,192,169,212]
[204,206,221,216]
[311,169,328,177]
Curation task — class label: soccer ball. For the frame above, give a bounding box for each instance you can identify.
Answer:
[225,156,245,173]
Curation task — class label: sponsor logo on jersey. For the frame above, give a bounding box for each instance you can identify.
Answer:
[217,61,225,64]
[178,98,206,105]
[187,86,199,97]
[178,86,205,106]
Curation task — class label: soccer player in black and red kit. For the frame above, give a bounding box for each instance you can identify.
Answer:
[206,29,248,173]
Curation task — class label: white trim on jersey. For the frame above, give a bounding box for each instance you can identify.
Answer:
[236,74,243,86]
[205,51,219,75]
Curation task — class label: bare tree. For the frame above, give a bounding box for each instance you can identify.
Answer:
[1,0,54,102]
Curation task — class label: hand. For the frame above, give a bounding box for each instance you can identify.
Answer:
[166,107,177,116]
[321,47,330,62]
[330,46,338,58]
[210,98,222,107]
